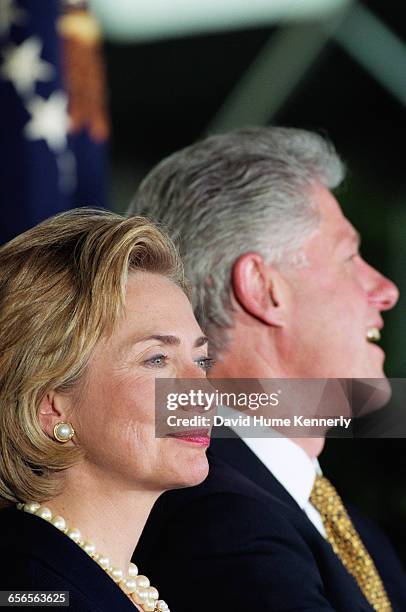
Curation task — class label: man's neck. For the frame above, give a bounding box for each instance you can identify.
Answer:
[210,357,325,460]
[290,436,325,459]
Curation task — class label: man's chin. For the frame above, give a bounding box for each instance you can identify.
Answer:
[366,341,386,365]
[350,376,392,418]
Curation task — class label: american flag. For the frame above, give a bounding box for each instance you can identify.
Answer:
[0,0,109,244]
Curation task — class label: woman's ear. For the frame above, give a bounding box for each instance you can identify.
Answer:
[38,391,72,440]
[232,252,286,327]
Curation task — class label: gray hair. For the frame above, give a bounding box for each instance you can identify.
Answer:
[128,126,344,356]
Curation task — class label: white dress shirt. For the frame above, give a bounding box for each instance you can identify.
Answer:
[221,408,327,537]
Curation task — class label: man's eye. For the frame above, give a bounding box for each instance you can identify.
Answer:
[195,357,215,371]
[144,354,168,368]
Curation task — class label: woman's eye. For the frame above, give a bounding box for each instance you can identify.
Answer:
[195,357,215,371]
[144,354,168,368]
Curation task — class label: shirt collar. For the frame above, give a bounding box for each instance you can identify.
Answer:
[242,435,321,509]
[219,406,321,509]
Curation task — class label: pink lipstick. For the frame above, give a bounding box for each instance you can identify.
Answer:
[168,429,211,446]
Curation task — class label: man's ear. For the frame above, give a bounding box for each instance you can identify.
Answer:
[232,252,286,327]
[38,391,72,440]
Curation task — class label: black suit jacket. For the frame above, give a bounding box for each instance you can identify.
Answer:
[134,433,406,611]
[0,506,136,612]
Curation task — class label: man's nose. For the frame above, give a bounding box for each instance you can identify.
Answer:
[367,267,399,311]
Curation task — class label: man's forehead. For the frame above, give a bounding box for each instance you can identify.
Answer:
[312,184,360,246]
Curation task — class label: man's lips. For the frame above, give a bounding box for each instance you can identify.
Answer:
[167,429,211,446]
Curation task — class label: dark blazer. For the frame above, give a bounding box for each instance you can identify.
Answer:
[134,433,406,612]
[0,506,136,612]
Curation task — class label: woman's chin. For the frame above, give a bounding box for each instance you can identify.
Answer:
[165,455,210,491]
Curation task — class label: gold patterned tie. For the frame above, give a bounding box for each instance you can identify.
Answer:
[310,474,392,611]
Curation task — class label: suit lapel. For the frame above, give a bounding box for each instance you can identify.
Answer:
[209,428,303,511]
[209,432,377,610]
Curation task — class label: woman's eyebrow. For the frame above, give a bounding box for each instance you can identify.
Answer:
[122,334,209,351]
[143,334,181,346]
[194,335,209,348]
[145,334,209,348]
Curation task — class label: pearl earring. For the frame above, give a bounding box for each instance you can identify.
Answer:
[53,422,75,443]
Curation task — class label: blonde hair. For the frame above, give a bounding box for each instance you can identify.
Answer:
[0,208,187,508]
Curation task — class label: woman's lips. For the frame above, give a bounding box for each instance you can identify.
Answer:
[168,429,211,446]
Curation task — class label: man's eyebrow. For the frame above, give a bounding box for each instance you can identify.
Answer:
[351,230,361,247]
[338,228,361,248]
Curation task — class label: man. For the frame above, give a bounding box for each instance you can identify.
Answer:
[128,128,406,611]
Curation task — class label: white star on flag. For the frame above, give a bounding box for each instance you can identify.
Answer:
[24,91,70,152]
[0,0,27,37]
[1,36,54,96]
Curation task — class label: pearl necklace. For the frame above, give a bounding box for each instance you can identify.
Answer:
[17,502,170,612]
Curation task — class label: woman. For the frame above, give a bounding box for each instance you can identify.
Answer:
[0,209,212,611]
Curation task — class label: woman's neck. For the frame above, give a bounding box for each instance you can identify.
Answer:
[45,462,160,572]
